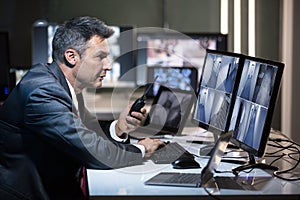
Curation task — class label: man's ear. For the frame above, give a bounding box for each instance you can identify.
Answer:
[64,49,77,68]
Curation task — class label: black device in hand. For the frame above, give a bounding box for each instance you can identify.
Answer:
[129,76,159,117]
[129,96,146,116]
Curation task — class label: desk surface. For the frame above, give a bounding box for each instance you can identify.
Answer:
[87,127,300,199]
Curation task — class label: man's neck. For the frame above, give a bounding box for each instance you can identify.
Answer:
[58,62,83,94]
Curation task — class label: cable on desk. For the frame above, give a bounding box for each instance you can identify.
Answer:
[267,143,299,164]
[267,137,300,181]
[267,138,300,163]
[203,186,223,200]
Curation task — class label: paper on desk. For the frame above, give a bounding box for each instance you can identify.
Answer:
[180,127,214,143]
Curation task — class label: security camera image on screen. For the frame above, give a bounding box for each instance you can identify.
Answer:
[136,32,227,85]
[145,36,215,67]
[193,50,242,132]
[147,66,198,97]
[229,58,284,157]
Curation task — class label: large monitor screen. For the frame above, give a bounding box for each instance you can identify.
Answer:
[136,32,227,85]
[193,50,243,133]
[229,56,284,157]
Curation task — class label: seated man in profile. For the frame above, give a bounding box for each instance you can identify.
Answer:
[0,16,164,200]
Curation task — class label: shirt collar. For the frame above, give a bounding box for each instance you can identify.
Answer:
[65,78,79,111]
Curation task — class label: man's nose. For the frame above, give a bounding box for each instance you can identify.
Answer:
[103,57,112,70]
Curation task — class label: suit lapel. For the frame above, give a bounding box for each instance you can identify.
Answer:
[46,62,71,98]
[45,62,79,115]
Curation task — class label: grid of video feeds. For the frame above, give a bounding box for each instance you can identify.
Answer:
[194,50,242,132]
[229,59,280,151]
[193,49,284,157]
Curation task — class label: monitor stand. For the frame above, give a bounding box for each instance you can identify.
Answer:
[200,131,233,187]
[199,130,219,156]
[232,153,278,175]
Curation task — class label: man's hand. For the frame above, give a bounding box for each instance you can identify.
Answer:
[115,102,147,138]
[137,138,165,157]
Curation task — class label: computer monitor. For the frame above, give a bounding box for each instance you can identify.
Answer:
[146,66,198,97]
[193,49,243,134]
[143,85,196,136]
[136,31,227,85]
[229,56,284,175]
[130,85,196,139]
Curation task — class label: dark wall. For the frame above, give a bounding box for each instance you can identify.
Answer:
[0,0,221,67]
[0,0,50,67]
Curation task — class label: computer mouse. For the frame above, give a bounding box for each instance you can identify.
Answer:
[171,156,201,169]
[155,141,169,150]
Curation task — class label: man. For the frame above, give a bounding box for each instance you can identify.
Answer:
[0,16,164,200]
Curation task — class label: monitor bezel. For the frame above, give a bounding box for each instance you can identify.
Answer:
[229,55,284,157]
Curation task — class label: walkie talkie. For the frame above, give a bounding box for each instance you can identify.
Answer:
[129,76,159,117]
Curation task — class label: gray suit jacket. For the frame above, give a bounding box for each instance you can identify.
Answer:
[0,62,143,200]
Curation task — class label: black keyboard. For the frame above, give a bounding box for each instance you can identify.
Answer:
[149,142,194,164]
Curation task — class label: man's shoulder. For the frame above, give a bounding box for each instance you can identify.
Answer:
[17,63,66,96]
[20,63,61,87]
[22,63,52,80]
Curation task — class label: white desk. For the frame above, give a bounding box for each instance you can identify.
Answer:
[87,128,300,199]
